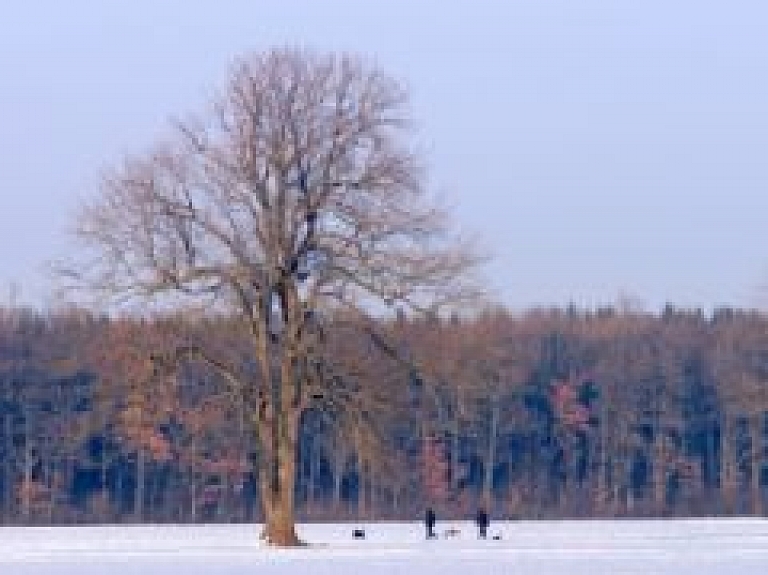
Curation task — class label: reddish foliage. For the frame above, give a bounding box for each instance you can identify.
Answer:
[423,434,450,503]
[551,379,590,429]
[16,479,50,506]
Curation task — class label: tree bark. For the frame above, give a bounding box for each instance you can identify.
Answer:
[259,374,302,548]
[482,401,499,507]
[750,415,763,516]
[720,416,736,514]
[652,432,666,514]
[259,424,302,545]
[135,448,145,522]
[22,415,31,522]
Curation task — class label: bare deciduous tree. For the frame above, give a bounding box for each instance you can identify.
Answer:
[65,48,479,545]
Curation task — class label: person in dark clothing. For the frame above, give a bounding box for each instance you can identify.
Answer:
[425,507,437,539]
[475,507,490,539]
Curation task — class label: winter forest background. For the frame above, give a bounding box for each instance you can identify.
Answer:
[1,302,767,525]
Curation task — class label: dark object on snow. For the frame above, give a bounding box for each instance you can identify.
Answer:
[425,507,437,539]
[352,528,366,539]
[443,528,461,538]
[492,534,502,541]
[475,507,490,539]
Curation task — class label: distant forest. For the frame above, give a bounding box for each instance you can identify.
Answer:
[1,303,767,524]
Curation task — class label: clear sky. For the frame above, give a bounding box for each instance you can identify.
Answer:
[1,0,767,312]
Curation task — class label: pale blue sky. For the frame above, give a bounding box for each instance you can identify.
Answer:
[1,1,767,311]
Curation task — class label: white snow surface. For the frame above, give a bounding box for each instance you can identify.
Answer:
[1,519,767,574]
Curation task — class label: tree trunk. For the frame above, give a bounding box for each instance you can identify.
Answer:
[451,414,461,497]
[595,414,609,515]
[357,461,366,520]
[652,432,666,515]
[482,402,499,507]
[22,416,31,523]
[259,408,302,546]
[331,444,346,514]
[260,440,301,545]
[307,440,316,517]
[720,416,736,514]
[135,448,145,522]
[333,463,344,514]
[392,484,399,516]
[2,414,11,522]
[750,415,763,516]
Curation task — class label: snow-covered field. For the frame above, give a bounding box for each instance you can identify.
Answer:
[1,519,768,574]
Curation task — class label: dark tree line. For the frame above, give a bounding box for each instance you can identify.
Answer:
[1,303,768,524]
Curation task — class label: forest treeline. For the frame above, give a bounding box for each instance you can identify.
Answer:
[1,303,767,524]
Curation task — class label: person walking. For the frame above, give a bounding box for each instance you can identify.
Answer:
[475,507,489,539]
[425,507,437,539]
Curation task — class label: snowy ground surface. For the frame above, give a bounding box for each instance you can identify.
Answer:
[1,519,768,574]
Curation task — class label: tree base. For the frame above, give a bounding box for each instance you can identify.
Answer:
[260,525,305,547]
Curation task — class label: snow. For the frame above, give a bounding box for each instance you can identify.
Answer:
[1,519,767,574]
